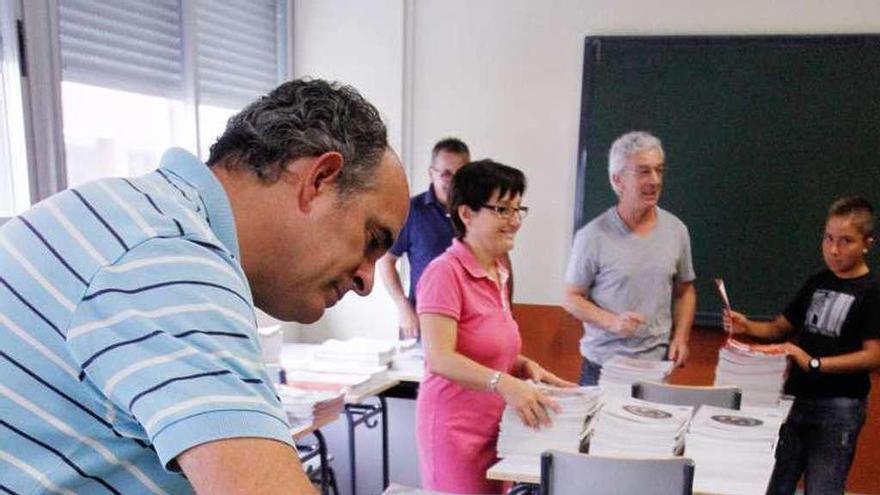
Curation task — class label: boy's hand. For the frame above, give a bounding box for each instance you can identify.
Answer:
[751,342,811,369]
[779,342,811,370]
[722,308,750,335]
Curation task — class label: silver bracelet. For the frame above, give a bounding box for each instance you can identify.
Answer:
[488,371,502,392]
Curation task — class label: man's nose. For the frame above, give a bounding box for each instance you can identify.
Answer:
[352,259,376,296]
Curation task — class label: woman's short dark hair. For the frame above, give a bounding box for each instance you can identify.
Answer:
[448,159,526,239]
[207,79,388,196]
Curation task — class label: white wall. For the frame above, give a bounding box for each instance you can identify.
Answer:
[292,0,880,338]
[292,0,407,341]
[408,0,880,306]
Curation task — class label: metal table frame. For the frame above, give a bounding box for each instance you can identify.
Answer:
[343,395,389,495]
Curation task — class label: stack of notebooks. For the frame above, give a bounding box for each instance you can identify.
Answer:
[276,384,345,428]
[390,346,426,379]
[282,361,390,397]
[313,337,397,367]
[714,340,787,407]
[685,404,784,495]
[586,397,692,458]
[496,385,604,462]
[281,338,397,397]
[598,356,674,397]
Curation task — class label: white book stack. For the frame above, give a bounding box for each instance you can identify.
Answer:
[277,384,345,428]
[598,356,674,397]
[282,364,389,398]
[685,405,784,495]
[714,340,787,407]
[497,385,603,463]
[313,338,397,367]
[391,346,425,379]
[587,397,692,458]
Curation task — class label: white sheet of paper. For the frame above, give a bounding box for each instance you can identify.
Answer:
[715,278,731,309]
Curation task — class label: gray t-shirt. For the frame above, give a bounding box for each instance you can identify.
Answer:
[565,207,696,364]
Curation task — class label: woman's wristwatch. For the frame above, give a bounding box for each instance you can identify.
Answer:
[808,357,822,373]
[488,371,503,392]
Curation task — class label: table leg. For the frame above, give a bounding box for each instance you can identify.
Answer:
[343,399,387,495]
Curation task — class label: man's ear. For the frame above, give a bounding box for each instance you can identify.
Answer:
[288,152,344,212]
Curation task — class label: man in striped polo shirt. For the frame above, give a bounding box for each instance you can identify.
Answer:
[0,79,409,494]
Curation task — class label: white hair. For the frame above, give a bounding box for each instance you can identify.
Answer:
[608,131,664,196]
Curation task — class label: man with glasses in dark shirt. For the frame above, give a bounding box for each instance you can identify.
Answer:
[379,138,470,339]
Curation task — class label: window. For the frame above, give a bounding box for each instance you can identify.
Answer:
[0,1,31,218]
[56,0,288,187]
[196,0,286,159]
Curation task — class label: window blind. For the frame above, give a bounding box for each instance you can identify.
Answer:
[196,0,281,109]
[59,0,184,98]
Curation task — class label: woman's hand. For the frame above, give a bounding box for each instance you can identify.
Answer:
[496,374,560,429]
[519,360,577,388]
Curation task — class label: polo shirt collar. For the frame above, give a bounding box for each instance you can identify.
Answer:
[422,184,441,206]
[158,148,240,259]
[448,238,510,284]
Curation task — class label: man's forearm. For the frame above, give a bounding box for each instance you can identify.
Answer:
[179,438,317,494]
[671,283,696,343]
[563,292,613,329]
[377,254,409,308]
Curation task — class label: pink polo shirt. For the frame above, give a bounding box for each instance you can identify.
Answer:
[415,239,521,494]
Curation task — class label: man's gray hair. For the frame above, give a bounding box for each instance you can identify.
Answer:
[207,79,388,196]
[608,131,664,196]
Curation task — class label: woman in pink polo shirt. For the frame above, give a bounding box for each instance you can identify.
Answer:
[415,160,574,494]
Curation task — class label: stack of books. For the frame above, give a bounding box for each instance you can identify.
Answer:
[390,346,425,379]
[598,356,674,397]
[496,385,603,462]
[685,404,784,495]
[714,340,787,407]
[282,361,389,398]
[277,384,345,428]
[587,397,692,458]
[313,338,397,367]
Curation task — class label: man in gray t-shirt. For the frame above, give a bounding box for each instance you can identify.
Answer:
[563,131,696,385]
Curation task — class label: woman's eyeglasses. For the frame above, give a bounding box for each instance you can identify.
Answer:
[480,204,530,220]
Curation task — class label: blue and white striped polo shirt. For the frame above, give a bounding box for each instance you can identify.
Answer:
[0,148,294,494]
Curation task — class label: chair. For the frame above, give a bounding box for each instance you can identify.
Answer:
[631,381,742,410]
[540,450,695,495]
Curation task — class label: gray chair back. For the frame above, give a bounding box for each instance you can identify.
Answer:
[631,381,742,410]
[540,450,694,495]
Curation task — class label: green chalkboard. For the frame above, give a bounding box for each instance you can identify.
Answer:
[575,36,880,325]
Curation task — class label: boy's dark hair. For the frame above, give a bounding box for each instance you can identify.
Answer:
[828,196,875,238]
[431,137,470,162]
[207,79,388,196]
[448,159,526,240]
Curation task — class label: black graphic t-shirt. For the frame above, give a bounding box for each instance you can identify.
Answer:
[783,270,880,398]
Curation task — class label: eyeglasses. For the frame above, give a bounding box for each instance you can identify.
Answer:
[481,204,530,220]
[429,166,456,180]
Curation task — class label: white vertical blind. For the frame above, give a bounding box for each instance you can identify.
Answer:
[59,0,184,97]
[59,0,284,106]
[196,0,281,108]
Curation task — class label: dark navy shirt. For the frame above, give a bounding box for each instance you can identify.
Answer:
[389,185,455,303]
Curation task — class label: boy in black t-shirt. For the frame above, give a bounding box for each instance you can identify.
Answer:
[724,196,880,495]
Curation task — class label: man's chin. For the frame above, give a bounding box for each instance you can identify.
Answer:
[258,303,325,324]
